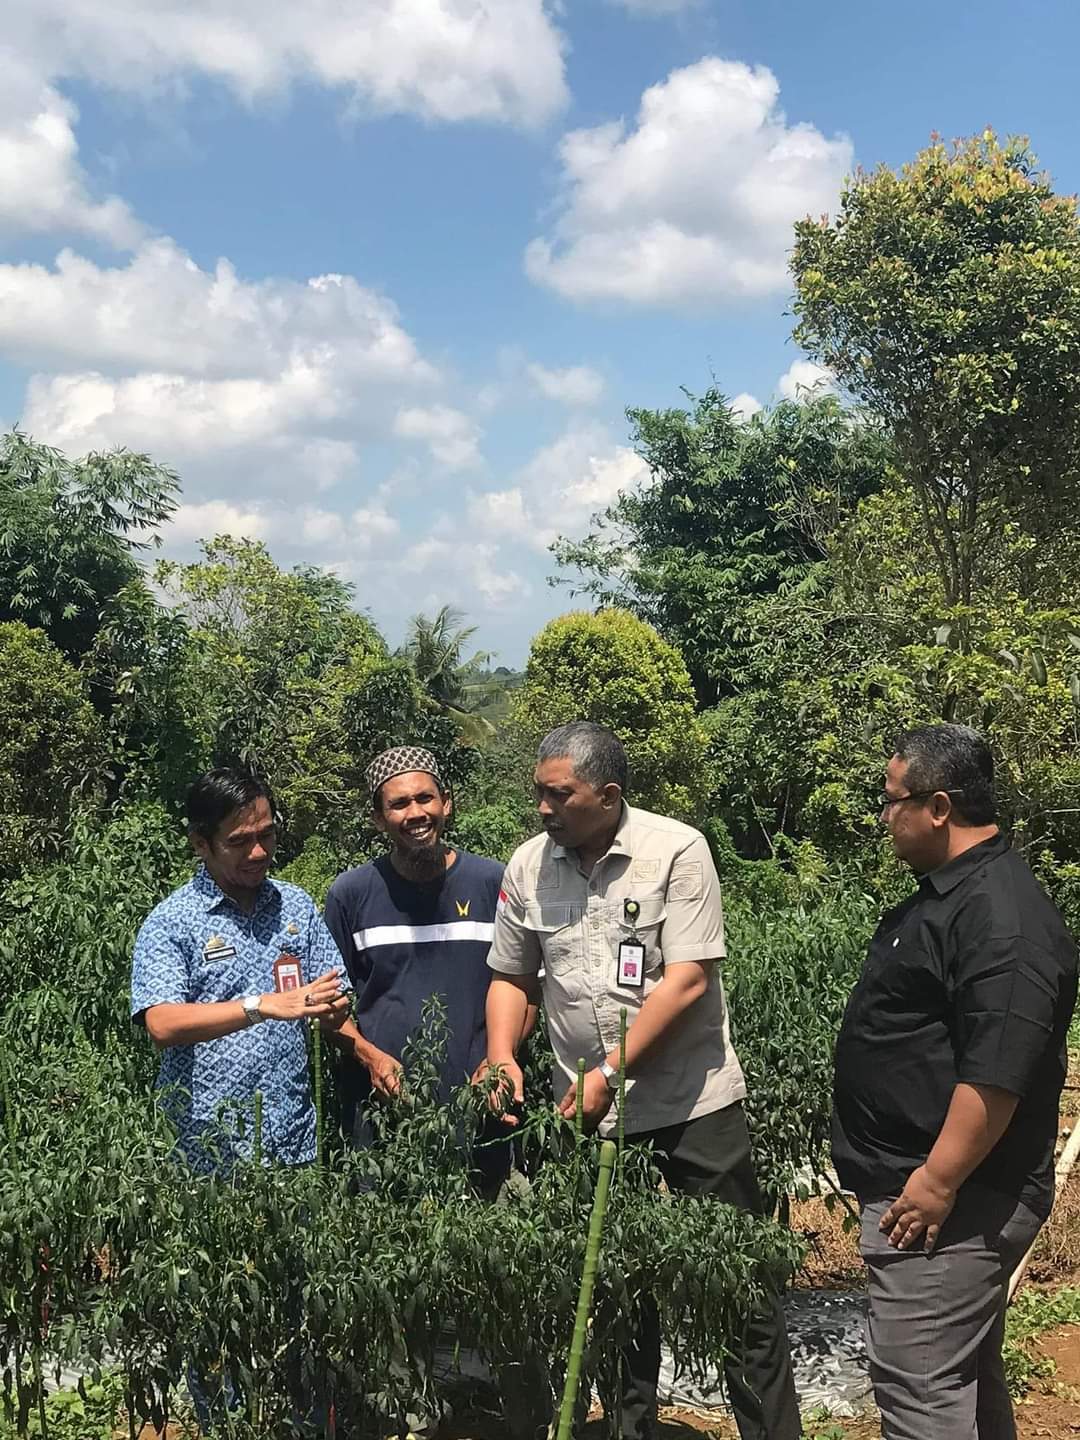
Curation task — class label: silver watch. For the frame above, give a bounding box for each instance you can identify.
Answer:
[242,994,266,1027]
[598,1059,618,1088]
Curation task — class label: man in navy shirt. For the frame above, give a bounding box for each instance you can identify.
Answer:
[325,746,522,1181]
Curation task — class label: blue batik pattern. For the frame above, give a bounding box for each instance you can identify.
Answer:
[131,866,347,1171]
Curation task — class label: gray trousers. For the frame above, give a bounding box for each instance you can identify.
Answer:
[860,1184,1044,1440]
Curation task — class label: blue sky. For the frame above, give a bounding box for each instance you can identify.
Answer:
[2,0,1078,664]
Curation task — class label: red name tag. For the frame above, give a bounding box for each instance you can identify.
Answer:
[273,953,303,992]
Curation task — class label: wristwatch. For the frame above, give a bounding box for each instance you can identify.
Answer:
[598,1059,618,1088]
[242,994,267,1027]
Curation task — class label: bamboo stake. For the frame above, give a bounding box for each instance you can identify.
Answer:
[556,1140,617,1440]
[312,1024,325,1173]
[617,1008,627,1166]
[574,1058,586,1138]
[1009,1118,1080,1301]
[252,1089,263,1168]
[0,1054,16,1157]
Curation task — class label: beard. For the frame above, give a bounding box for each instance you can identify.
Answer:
[392,835,448,882]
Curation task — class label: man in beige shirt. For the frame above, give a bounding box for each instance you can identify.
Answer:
[485,721,801,1440]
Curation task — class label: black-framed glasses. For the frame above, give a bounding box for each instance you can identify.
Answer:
[876,789,963,813]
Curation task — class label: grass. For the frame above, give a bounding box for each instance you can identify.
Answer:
[1003,1286,1080,1396]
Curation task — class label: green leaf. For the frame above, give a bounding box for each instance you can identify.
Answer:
[1027,649,1048,685]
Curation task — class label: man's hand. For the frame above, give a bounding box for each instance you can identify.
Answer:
[476,1059,524,1126]
[259,970,343,1022]
[360,1043,403,1098]
[880,1165,957,1251]
[557,1068,613,1133]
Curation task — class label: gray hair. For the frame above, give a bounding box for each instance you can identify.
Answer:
[893,723,996,826]
[537,721,628,793]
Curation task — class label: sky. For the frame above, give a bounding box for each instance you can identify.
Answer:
[2,0,1079,665]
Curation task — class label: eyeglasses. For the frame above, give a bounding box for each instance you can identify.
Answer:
[876,789,962,813]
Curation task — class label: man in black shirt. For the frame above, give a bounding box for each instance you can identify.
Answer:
[833,723,1077,1440]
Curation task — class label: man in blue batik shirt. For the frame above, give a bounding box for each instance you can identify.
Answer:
[131,768,353,1173]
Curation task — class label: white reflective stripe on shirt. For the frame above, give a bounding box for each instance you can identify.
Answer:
[352,921,496,951]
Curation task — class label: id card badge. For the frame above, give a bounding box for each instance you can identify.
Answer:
[617,938,646,989]
[273,952,303,992]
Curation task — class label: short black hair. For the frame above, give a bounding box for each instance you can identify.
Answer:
[537,721,629,793]
[185,769,277,843]
[892,724,996,827]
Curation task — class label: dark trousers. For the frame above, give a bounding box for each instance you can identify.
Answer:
[621,1102,802,1440]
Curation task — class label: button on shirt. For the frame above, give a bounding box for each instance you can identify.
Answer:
[131,866,346,1172]
[487,804,745,1136]
[833,835,1078,1219]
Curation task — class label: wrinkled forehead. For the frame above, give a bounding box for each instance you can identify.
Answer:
[378,770,444,805]
[534,755,584,789]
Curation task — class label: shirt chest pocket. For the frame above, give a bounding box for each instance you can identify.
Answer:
[523,903,583,975]
[615,899,667,973]
[193,942,248,1002]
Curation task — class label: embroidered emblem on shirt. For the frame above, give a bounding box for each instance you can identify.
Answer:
[496,889,508,915]
[669,861,703,901]
[456,899,471,918]
[286,922,300,935]
[632,859,660,881]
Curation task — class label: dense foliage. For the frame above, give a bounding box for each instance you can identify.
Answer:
[0,1009,802,1439]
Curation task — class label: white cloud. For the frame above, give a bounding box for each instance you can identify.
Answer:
[25,364,338,458]
[469,423,649,553]
[0,241,436,383]
[168,499,271,543]
[777,358,834,400]
[14,243,440,497]
[526,362,605,406]
[8,0,568,129]
[0,76,143,246]
[729,391,762,422]
[394,404,482,471]
[525,57,852,307]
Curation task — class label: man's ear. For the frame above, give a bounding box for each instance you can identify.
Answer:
[442,790,454,820]
[189,829,211,862]
[599,783,623,810]
[929,791,953,828]
[371,806,387,835]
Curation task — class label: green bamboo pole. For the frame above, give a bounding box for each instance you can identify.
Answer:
[617,1008,627,1166]
[556,1140,617,1440]
[574,1058,586,1137]
[615,1006,628,1440]
[0,1053,16,1157]
[252,1089,263,1167]
[312,1024,325,1173]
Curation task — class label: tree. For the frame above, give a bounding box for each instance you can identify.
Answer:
[553,393,888,705]
[0,431,178,659]
[401,604,507,741]
[156,538,480,856]
[512,610,709,821]
[0,623,107,874]
[792,132,1080,615]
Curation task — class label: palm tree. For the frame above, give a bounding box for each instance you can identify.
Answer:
[400,605,506,741]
